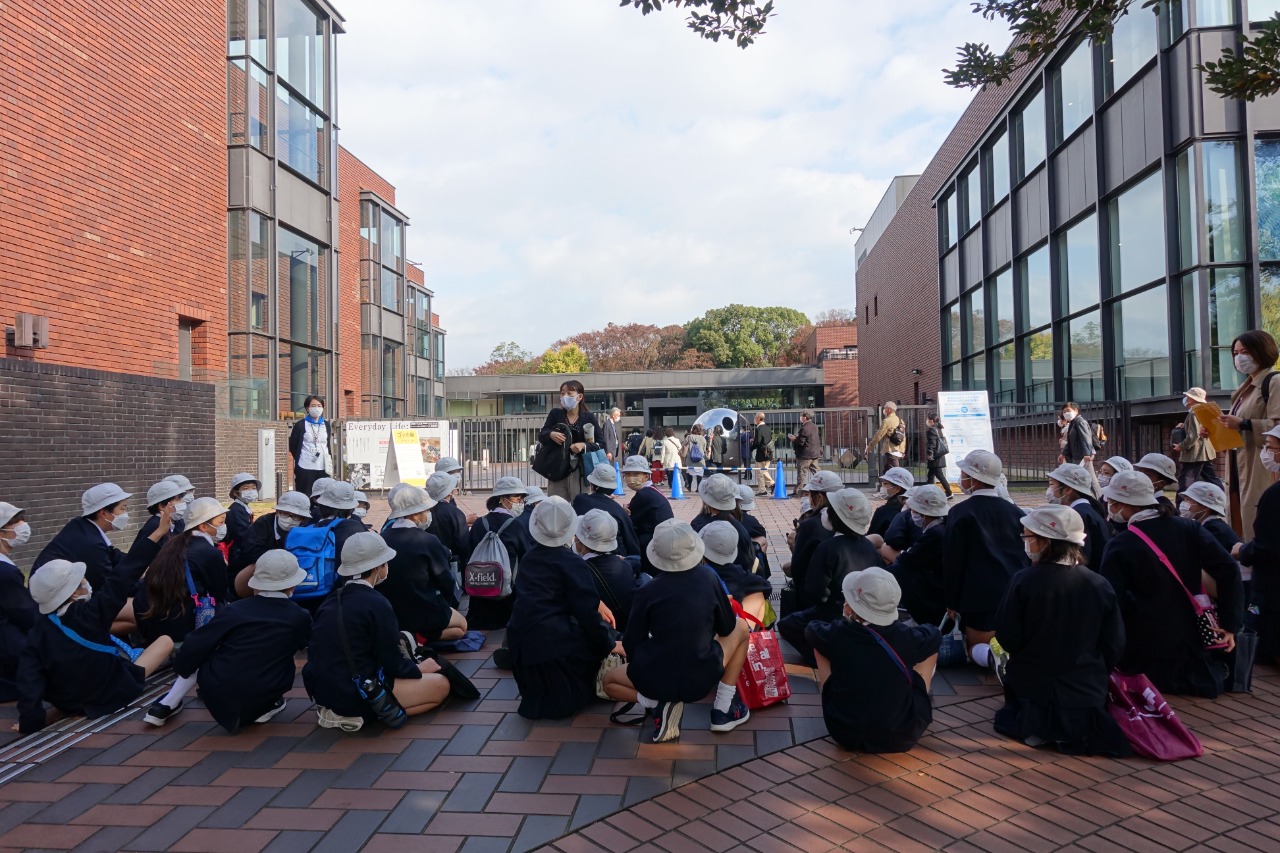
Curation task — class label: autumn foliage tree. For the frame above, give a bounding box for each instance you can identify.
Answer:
[553,323,713,372]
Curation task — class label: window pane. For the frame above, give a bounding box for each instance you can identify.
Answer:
[943,191,958,247]
[1263,264,1280,343]
[276,84,326,185]
[993,343,1017,402]
[1182,273,1202,388]
[1015,90,1046,180]
[1253,0,1280,22]
[989,131,1010,204]
[946,362,961,391]
[361,202,378,264]
[1114,285,1170,400]
[1166,0,1188,42]
[229,0,269,63]
[1059,214,1100,314]
[945,302,961,363]
[1208,268,1248,390]
[1104,2,1157,95]
[278,227,328,347]
[1175,147,1198,270]
[1108,171,1166,293]
[1068,312,1104,402]
[1018,245,1052,329]
[381,271,402,314]
[275,0,325,109]
[229,212,270,333]
[1053,41,1094,145]
[967,354,987,391]
[382,340,403,417]
[1204,141,1245,263]
[1200,0,1236,26]
[963,288,985,354]
[1257,140,1280,262]
[963,165,981,231]
[1023,330,1055,402]
[435,334,446,380]
[993,268,1014,343]
[228,333,272,419]
[382,209,402,268]
[280,343,329,416]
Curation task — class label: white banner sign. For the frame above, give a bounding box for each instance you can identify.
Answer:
[343,420,453,490]
[937,391,995,484]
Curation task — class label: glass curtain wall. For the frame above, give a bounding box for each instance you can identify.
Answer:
[359,198,410,417]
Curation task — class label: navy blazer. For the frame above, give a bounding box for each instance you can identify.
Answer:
[134,535,230,644]
[380,526,459,633]
[573,491,641,557]
[34,517,124,590]
[132,513,185,551]
[943,494,1028,616]
[506,545,613,668]
[0,556,38,698]
[228,513,286,575]
[427,499,472,566]
[226,501,254,548]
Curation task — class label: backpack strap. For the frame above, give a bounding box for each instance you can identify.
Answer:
[495,516,515,536]
[862,623,912,683]
[1262,371,1278,406]
[336,585,380,690]
[585,555,624,618]
[47,613,137,660]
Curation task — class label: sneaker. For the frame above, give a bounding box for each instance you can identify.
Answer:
[253,698,287,724]
[644,700,683,743]
[315,706,364,732]
[710,694,751,732]
[397,631,418,661]
[143,699,182,727]
[989,637,1010,687]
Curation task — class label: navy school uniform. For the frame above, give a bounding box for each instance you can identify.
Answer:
[0,555,38,701]
[628,485,674,572]
[806,618,940,753]
[883,509,921,554]
[740,511,772,579]
[226,501,254,550]
[1204,517,1242,555]
[33,517,124,590]
[427,499,472,568]
[942,493,1029,632]
[573,491,642,558]
[583,553,639,633]
[779,533,883,664]
[133,534,230,644]
[228,513,286,577]
[173,593,312,733]
[506,545,614,719]
[380,525,458,642]
[1070,498,1113,571]
[785,513,834,615]
[465,511,532,630]
[707,559,772,605]
[887,521,948,626]
[690,511,756,575]
[132,513,185,551]
[17,537,162,733]
[301,582,422,720]
[622,564,737,703]
[868,495,905,539]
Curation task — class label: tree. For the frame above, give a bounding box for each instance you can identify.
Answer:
[474,341,535,376]
[620,0,775,49]
[684,304,811,368]
[537,343,591,374]
[814,308,857,327]
[554,322,717,371]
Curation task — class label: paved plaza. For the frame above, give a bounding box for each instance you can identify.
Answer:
[0,489,1277,852]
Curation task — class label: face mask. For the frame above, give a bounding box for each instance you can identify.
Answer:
[561,395,578,410]
[1178,501,1195,520]
[1024,540,1038,561]
[240,489,259,503]
[909,510,925,528]
[1063,411,1076,422]
[353,507,368,519]
[1097,474,1112,489]
[1263,448,1280,474]
[1108,508,1127,524]
[820,508,834,532]
[509,501,526,518]
[110,512,130,531]
[417,512,433,530]
[799,497,812,514]
[1045,486,1059,505]
[1236,354,1258,376]
[4,522,31,547]
[373,567,388,587]
[214,524,227,542]
[308,406,324,419]
[71,581,93,606]
[277,515,301,532]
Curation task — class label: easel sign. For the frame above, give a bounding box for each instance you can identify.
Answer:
[383,429,429,488]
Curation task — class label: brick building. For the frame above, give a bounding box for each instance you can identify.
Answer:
[799,325,859,408]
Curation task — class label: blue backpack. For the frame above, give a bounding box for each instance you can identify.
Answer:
[286,519,343,600]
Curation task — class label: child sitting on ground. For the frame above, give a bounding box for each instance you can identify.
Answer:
[699,520,772,622]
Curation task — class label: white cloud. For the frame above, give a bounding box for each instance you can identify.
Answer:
[337,0,1009,367]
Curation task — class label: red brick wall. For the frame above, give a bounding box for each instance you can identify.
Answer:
[1,1,227,382]
[408,263,425,286]
[822,358,860,408]
[803,325,858,364]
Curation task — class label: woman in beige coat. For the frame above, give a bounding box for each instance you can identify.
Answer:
[1218,330,1280,540]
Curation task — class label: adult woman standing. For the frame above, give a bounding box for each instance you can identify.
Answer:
[993,505,1129,756]
[289,395,333,498]
[924,414,953,497]
[1218,330,1280,539]
[660,428,683,488]
[536,381,601,501]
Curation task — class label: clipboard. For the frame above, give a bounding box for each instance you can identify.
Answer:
[1191,402,1245,452]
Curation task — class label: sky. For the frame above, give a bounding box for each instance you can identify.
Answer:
[337,0,1011,370]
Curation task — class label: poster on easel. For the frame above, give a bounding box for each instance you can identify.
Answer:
[938,391,995,484]
[382,429,429,489]
[344,420,453,489]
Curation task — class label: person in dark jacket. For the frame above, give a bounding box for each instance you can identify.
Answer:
[603,519,752,742]
[602,407,622,463]
[886,486,949,626]
[690,475,756,574]
[808,567,940,753]
[132,479,188,551]
[707,425,728,473]
[133,498,230,645]
[735,486,772,580]
[466,477,533,630]
[309,481,368,567]
[783,471,842,611]
[750,412,775,496]
[143,550,313,731]
[225,473,261,555]
[869,468,913,539]
[18,503,178,733]
[575,510,640,633]
[230,491,312,597]
[700,521,771,621]
[943,450,1028,652]
[381,486,465,644]
[622,456,674,575]
[779,489,880,666]
[288,395,332,498]
[1059,403,1095,470]
[0,502,38,702]
[426,472,472,571]
[1047,463,1112,571]
[506,498,615,719]
[34,483,133,590]
[1181,482,1240,555]
[787,410,822,492]
[992,505,1130,756]
[537,379,602,501]
[573,466,641,557]
[303,533,451,731]
[877,505,922,564]
[923,414,953,497]
[1232,427,1280,664]
[1100,471,1244,698]
[1134,452,1179,514]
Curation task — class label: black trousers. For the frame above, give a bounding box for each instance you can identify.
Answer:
[294,467,327,497]
[1179,460,1224,494]
[925,466,952,495]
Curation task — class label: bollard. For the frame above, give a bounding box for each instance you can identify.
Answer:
[670,462,686,500]
[772,459,789,499]
[612,461,625,496]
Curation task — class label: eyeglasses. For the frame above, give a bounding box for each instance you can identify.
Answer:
[1020,533,1038,541]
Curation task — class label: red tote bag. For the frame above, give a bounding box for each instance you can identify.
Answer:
[1107,671,1203,762]
[731,601,791,710]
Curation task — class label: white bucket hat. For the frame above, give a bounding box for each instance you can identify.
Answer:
[1184,482,1228,516]
[524,486,547,505]
[1102,456,1134,474]
[230,473,261,492]
[1101,470,1158,507]
[800,470,843,494]
[164,474,195,494]
[185,498,228,530]
[388,486,435,519]
[530,496,577,548]
[354,491,370,507]
[1135,453,1177,484]
[735,484,756,511]
[957,449,1003,487]
[699,521,739,565]
[426,472,460,503]
[878,468,915,493]
[646,519,705,573]
[310,477,335,498]
[905,485,949,518]
[827,488,873,535]
[0,502,22,529]
[274,491,312,519]
[842,568,900,627]
[575,508,618,553]
[320,481,358,511]
[621,456,652,474]
[30,560,88,615]
[435,457,463,474]
[587,464,618,491]
[146,480,187,509]
[1022,504,1087,545]
[699,475,738,511]
[248,550,309,591]
[1049,463,1095,498]
[492,477,530,499]
[82,483,131,517]
[338,531,397,576]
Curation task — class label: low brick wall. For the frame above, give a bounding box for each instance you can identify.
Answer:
[214,418,292,499]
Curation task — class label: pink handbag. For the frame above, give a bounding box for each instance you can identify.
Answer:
[1107,671,1203,761]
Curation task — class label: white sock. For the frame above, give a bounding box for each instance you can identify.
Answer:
[970,643,992,668]
[713,682,736,714]
[636,692,658,710]
[160,673,198,708]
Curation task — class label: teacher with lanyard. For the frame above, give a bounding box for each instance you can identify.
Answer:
[289,395,332,498]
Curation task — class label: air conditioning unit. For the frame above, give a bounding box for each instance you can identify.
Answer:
[10,313,49,349]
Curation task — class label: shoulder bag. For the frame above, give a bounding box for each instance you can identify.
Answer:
[337,587,407,728]
[862,624,912,683]
[1128,524,1230,650]
[531,423,573,481]
[48,614,143,663]
[185,562,217,629]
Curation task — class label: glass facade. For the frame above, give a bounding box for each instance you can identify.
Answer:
[1014,90,1046,180]
[987,131,1010,206]
[1052,40,1093,145]
[1104,2,1157,96]
[1108,171,1166,293]
[1059,214,1100,314]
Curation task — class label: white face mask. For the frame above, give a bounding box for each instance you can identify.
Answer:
[1236,354,1259,376]
[1108,508,1127,524]
[1024,540,1038,561]
[308,406,324,419]
[1097,474,1112,489]
[909,510,925,528]
[417,512,433,530]
[509,501,526,518]
[820,508,834,532]
[110,512,130,531]
[214,523,228,542]
[1063,411,1077,422]
[799,497,812,514]
[240,489,259,503]
[1178,501,1196,520]
[561,395,578,410]
[373,566,388,586]
[79,581,94,603]
[1045,486,1059,505]
[353,507,368,519]
[1263,448,1280,474]
[276,514,302,532]
[3,522,31,547]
